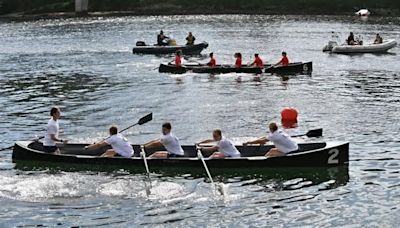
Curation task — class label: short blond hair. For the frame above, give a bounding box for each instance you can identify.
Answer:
[213,129,222,136]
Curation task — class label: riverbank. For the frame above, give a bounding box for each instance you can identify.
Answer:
[0,0,400,21]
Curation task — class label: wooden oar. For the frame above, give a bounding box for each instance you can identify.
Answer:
[196,146,215,184]
[140,145,151,196]
[291,128,323,138]
[86,113,153,150]
[115,113,153,136]
[0,135,42,151]
[196,146,224,196]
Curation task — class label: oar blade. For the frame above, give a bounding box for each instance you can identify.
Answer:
[138,113,153,125]
[305,128,323,138]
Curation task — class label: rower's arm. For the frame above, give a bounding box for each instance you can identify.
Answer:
[200,145,218,153]
[144,139,162,149]
[86,141,107,150]
[197,139,215,145]
[50,134,68,144]
[245,137,268,145]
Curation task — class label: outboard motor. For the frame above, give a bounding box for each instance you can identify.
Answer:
[323,41,338,52]
[136,41,146,46]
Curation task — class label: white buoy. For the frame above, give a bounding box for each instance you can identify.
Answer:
[355,9,370,16]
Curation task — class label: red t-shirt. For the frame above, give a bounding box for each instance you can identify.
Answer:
[207,58,216,67]
[280,56,289,66]
[235,58,242,68]
[175,55,182,66]
[254,57,263,68]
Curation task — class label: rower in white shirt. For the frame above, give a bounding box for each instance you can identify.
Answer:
[143,122,185,158]
[197,129,241,158]
[85,125,134,158]
[244,122,298,157]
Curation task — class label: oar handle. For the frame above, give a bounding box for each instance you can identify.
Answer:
[196,146,203,158]
[140,145,146,157]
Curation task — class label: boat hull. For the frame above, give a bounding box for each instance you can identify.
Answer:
[331,39,397,53]
[265,62,312,75]
[132,42,208,55]
[159,64,263,74]
[12,141,349,173]
[159,62,312,75]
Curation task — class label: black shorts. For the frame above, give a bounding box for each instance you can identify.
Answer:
[43,146,58,153]
[168,154,184,158]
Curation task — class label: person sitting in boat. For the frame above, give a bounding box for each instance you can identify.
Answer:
[85,126,134,158]
[43,107,68,154]
[186,32,196,45]
[206,52,216,67]
[346,32,355,45]
[157,30,169,46]
[143,122,185,158]
[275,52,289,66]
[244,122,298,157]
[250,53,264,68]
[234,52,242,68]
[374,33,383,44]
[197,129,241,158]
[174,50,183,67]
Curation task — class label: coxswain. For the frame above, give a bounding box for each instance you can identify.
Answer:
[374,33,383,44]
[276,52,289,66]
[250,53,264,68]
[43,107,68,154]
[234,53,242,68]
[186,32,196,45]
[206,52,216,67]
[85,126,134,158]
[157,30,169,46]
[244,122,298,157]
[197,129,241,158]
[143,122,185,158]
[346,32,355,45]
[175,50,183,66]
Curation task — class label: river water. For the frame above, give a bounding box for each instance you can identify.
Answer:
[0,15,400,227]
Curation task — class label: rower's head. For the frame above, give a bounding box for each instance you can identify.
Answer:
[160,30,164,35]
[350,32,353,35]
[255,53,259,58]
[237,52,242,58]
[50,107,61,120]
[209,52,214,58]
[189,32,192,36]
[282,52,287,56]
[269,122,278,133]
[109,126,118,135]
[162,122,172,135]
[176,50,182,56]
[212,129,222,141]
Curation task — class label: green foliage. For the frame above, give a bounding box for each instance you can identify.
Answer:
[1,0,399,15]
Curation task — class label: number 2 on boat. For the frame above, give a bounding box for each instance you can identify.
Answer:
[328,149,339,164]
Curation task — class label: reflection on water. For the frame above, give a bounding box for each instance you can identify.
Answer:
[0,14,400,226]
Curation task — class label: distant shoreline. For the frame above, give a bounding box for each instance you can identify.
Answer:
[0,9,399,22]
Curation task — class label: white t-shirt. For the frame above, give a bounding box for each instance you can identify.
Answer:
[105,134,134,158]
[217,137,241,158]
[43,118,59,146]
[267,130,299,154]
[160,133,184,156]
